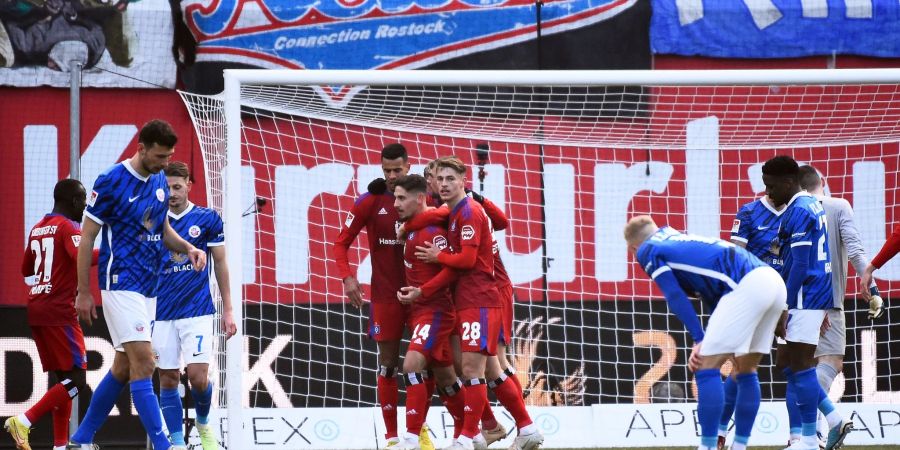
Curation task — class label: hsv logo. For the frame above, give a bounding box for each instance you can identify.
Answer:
[461,225,475,240]
[181,0,638,104]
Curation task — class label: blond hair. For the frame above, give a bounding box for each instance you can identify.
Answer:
[623,215,658,244]
[434,155,466,176]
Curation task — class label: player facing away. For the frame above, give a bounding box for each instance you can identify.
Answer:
[333,144,436,449]
[153,161,237,449]
[415,157,543,450]
[625,216,787,450]
[70,120,207,450]
[798,165,885,440]
[6,179,92,450]
[761,156,852,450]
[392,174,465,450]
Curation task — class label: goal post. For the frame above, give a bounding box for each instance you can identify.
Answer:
[181,68,900,449]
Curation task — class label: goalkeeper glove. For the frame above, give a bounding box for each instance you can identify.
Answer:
[367,178,387,195]
[868,286,885,320]
[465,188,485,204]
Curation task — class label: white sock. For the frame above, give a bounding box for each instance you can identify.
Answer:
[825,410,842,429]
[53,446,66,450]
[456,435,474,449]
[731,443,746,450]
[519,423,537,435]
[817,411,829,437]
[16,414,31,428]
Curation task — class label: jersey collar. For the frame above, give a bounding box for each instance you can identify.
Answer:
[168,202,195,220]
[784,191,811,209]
[759,195,786,216]
[122,160,149,182]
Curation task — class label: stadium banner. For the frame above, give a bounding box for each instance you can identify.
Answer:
[650,0,900,58]
[0,1,176,88]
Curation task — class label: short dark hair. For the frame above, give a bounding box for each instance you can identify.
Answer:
[53,178,84,204]
[139,119,178,148]
[394,174,427,194]
[165,161,191,179]
[381,143,408,161]
[762,155,799,180]
[434,156,466,176]
[798,165,821,191]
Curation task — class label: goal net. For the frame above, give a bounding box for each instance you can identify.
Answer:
[180,69,900,449]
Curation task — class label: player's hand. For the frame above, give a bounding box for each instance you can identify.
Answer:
[188,247,207,271]
[343,276,364,308]
[860,264,876,300]
[396,223,406,241]
[868,294,885,320]
[221,310,237,339]
[775,310,788,339]
[820,313,831,336]
[415,241,440,263]
[397,286,421,305]
[688,342,702,373]
[465,188,484,204]
[75,291,97,326]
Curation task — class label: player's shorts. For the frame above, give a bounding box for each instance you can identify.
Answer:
[368,300,410,342]
[814,309,846,358]
[101,290,155,351]
[785,309,828,346]
[32,324,87,372]
[701,266,787,357]
[497,284,514,346]
[456,307,501,356]
[407,310,456,366]
[152,315,215,370]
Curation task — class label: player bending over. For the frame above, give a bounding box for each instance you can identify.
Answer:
[762,156,852,450]
[625,216,786,450]
[153,161,237,449]
[6,179,93,450]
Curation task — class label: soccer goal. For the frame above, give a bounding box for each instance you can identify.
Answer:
[180,69,900,449]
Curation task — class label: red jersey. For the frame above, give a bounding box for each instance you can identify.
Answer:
[21,214,82,326]
[404,225,454,315]
[447,197,498,309]
[481,198,512,290]
[333,192,405,303]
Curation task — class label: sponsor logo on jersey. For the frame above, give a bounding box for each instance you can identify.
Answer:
[433,235,448,250]
[156,188,166,202]
[88,190,98,207]
[379,238,398,245]
[189,225,202,238]
[731,219,740,233]
[461,225,475,240]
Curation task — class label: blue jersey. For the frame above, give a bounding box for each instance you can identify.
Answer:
[731,197,784,271]
[637,227,768,309]
[156,203,224,321]
[84,162,169,297]
[777,192,833,309]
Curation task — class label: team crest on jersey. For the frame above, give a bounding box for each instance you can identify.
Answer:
[170,251,188,263]
[731,219,740,233]
[189,225,202,238]
[142,208,156,232]
[450,221,457,232]
[156,188,166,202]
[88,190,98,207]
[345,212,355,228]
[71,235,81,248]
[407,231,415,241]
[433,235,448,250]
[461,225,475,240]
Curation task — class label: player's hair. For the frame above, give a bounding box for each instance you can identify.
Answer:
[381,143,408,161]
[53,178,84,204]
[424,159,438,177]
[139,119,178,148]
[798,165,822,191]
[434,155,466,176]
[166,161,191,180]
[623,215,658,244]
[394,174,428,194]
[761,155,800,181]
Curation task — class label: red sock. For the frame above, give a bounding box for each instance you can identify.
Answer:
[439,381,466,439]
[405,374,429,435]
[505,367,524,393]
[462,379,487,439]
[423,373,436,418]
[481,401,498,430]
[378,370,399,439]
[52,400,73,446]
[492,374,532,428]
[25,383,71,424]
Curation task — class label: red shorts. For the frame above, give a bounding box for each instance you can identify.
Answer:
[32,324,87,372]
[368,301,410,341]
[497,284,514,346]
[407,310,456,366]
[456,307,500,356]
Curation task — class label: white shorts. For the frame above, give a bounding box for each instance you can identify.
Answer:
[700,266,787,357]
[786,309,828,346]
[101,290,156,352]
[152,315,215,370]
[814,309,846,358]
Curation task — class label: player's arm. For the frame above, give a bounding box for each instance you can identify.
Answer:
[729,206,751,249]
[836,201,883,313]
[480,198,508,231]
[652,268,704,343]
[333,195,374,307]
[398,267,458,304]
[862,224,900,293]
[75,218,101,326]
[210,245,237,338]
[163,216,207,271]
[404,205,449,232]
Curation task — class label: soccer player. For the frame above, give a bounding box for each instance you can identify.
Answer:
[761,156,851,450]
[333,144,434,449]
[624,216,786,450]
[69,120,207,450]
[153,161,237,449]
[415,156,543,450]
[5,179,91,450]
[859,226,898,312]
[392,174,465,450]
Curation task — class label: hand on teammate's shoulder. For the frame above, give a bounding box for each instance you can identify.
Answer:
[368,178,387,195]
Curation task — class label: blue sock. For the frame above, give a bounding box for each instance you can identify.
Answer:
[783,368,802,436]
[71,371,125,444]
[734,372,761,444]
[160,388,185,445]
[719,375,738,434]
[191,383,213,425]
[695,368,724,449]
[793,368,820,437]
[817,384,836,415]
[131,378,171,450]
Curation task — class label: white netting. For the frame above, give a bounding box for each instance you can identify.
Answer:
[180,71,900,418]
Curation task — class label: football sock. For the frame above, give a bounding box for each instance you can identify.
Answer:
[695,368,724,449]
[378,366,399,440]
[131,378,170,450]
[160,387,185,445]
[192,383,213,425]
[71,371,125,444]
[719,375,738,436]
[783,368,802,439]
[733,373,760,447]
